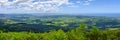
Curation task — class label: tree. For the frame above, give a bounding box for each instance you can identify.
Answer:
[67,24,87,40]
[87,26,100,40]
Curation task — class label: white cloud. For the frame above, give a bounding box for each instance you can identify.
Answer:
[0,0,93,12]
[68,5,79,8]
[83,0,94,5]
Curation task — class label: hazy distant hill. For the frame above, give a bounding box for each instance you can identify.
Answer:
[0,13,120,18]
[83,13,120,18]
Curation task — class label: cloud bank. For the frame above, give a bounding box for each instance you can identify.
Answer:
[0,0,93,12]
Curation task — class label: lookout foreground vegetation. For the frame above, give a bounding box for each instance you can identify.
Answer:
[0,24,120,40]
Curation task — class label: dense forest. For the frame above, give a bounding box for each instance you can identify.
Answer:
[0,14,120,40]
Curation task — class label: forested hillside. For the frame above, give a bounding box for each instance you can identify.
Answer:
[0,14,120,32]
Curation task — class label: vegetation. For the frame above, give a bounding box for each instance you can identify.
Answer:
[0,14,120,40]
[0,24,120,40]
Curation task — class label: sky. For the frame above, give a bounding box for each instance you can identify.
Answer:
[0,0,120,14]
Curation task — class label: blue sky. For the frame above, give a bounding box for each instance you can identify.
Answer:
[0,0,120,13]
